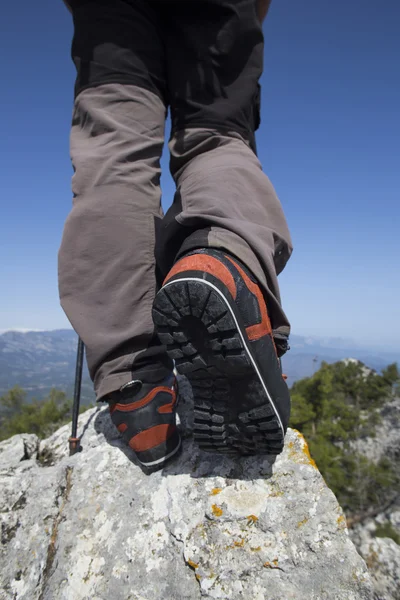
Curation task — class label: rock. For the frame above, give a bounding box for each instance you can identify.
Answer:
[349,396,400,599]
[354,397,400,465]
[0,433,39,469]
[0,378,374,600]
[357,537,400,600]
[350,515,400,600]
[390,510,400,532]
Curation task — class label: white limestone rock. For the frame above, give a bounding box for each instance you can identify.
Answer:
[0,378,374,599]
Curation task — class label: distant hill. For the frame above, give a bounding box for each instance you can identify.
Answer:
[0,330,94,403]
[0,329,398,402]
[281,334,399,387]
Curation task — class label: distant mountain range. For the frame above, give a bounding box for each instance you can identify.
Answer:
[0,329,398,403]
[0,329,95,403]
[282,334,399,386]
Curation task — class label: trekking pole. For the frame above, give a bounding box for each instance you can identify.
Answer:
[69,336,84,456]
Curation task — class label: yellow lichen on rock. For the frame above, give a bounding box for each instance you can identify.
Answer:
[226,536,246,550]
[211,488,223,496]
[212,504,223,517]
[263,559,280,570]
[247,515,258,523]
[297,518,308,528]
[337,514,347,530]
[269,490,284,497]
[296,432,318,469]
[288,432,318,469]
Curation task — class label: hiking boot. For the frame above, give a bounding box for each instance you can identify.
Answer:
[152,249,290,456]
[108,371,181,470]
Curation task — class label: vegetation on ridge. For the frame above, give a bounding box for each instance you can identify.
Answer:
[0,386,91,441]
[289,360,400,520]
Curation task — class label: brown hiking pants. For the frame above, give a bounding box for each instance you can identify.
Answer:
[58,0,293,401]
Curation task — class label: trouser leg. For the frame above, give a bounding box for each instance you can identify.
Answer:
[58,1,170,400]
[169,130,292,345]
[156,0,292,348]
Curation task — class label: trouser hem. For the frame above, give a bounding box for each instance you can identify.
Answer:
[176,226,291,352]
[95,372,139,403]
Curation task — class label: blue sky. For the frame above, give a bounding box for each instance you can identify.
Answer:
[1,0,399,349]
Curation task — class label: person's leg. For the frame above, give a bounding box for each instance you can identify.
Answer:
[58,0,171,401]
[168,131,292,349]
[153,0,292,456]
[59,0,182,469]
[157,0,292,349]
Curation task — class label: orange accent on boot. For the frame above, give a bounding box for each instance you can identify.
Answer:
[225,256,272,341]
[158,390,177,414]
[109,403,117,415]
[117,423,128,433]
[164,254,237,300]
[113,386,173,412]
[129,424,177,452]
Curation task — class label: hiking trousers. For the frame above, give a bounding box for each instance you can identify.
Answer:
[58,0,293,401]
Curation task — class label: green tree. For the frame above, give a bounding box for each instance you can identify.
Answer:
[289,360,400,518]
[0,387,74,441]
[0,385,26,413]
[381,363,400,397]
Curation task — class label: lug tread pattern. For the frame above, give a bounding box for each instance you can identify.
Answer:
[152,279,284,455]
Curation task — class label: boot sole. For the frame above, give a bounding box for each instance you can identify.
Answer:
[152,277,285,456]
[138,436,182,470]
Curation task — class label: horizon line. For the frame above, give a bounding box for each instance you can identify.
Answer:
[0,328,399,354]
